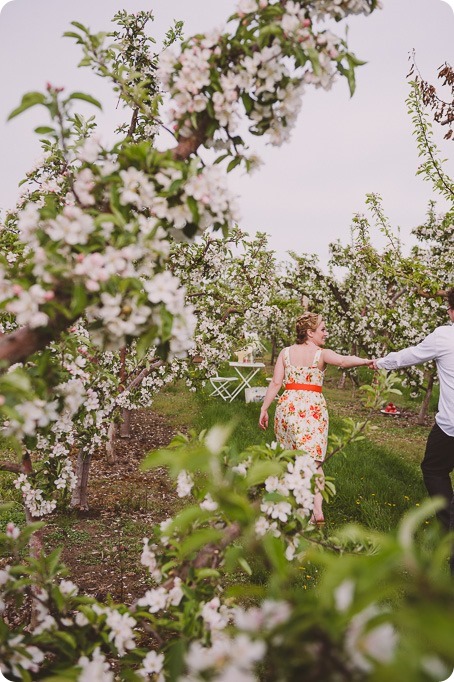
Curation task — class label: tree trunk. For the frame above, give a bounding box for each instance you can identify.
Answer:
[337,371,347,389]
[70,450,93,510]
[21,453,44,629]
[119,408,132,438]
[417,371,435,425]
[350,373,360,388]
[106,422,117,463]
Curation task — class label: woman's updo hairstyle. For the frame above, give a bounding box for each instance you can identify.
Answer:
[295,312,322,344]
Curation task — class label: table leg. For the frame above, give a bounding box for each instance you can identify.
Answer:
[228,367,261,402]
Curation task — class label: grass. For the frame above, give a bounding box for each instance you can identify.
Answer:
[152,365,432,534]
[152,381,199,429]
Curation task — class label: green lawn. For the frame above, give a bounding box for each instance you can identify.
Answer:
[153,369,431,535]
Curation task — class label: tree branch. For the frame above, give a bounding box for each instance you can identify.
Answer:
[0,461,21,474]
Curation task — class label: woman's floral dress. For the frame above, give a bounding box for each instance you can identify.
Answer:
[274,347,328,462]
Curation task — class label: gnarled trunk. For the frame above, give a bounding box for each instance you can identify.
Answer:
[417,370,435,425]
[119,408,132,438]
[337,371,347,389]
[106,421,117,463]
[70,449,93,510]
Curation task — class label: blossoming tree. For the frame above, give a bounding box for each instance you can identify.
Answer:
[4,3,452,682]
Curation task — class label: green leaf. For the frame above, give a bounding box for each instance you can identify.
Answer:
[160,307,174,343]
[244,460,283,487]
[166,638,186,682]
[67,92,102,110]
[8,92,47,120]
[41,672,80,682]
[306,48,321,77]
[63,31,84,41]
[45,547,63,577]
[217,489,253,524]
[195,568,221,579]
[227,157,241,173]
[337,63,356,97]
[238,557,252,575]
[53,629,77,651]
[135,326,158,363]
[398,498,444,550]
[262,534,288,574]
[179,528,223,558]
[34,126,55,135]
[70,284,88,317]
[241,92,254,115]
[214,153,231,165]
[166,505,210,535]
[70,21,89,33]
[186,196,200,223]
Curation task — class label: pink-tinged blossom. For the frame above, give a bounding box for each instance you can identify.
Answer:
[176,470,194,498]
[0,567,11,586]
[334,579,355,612]
[137,650,165,677]
[8,398,59,437]
[168,578,184,606]
[234,600,291,633]
[237,0,259,13]
[260,500,292,523]
[200,597,230,631]
[76,135,102,163]
[345,606,398,672]
[119,167,155,208]
[5,523,20,540]
[46,206,95,245]
[140,539,162,582]
[104,609,137,656]
[6,284,51,328]
[200,493,218,511]
[77,647,114,682]
[137,587,168,613]
[185,632,266,677]
[73,168,96,206]
[143,271,181,305]
[6,636,45,678]
[59,580,79,597]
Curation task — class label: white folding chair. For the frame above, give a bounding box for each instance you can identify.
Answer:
[209,376,238,401]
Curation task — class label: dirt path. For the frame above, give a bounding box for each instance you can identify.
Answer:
[43,409,182,604]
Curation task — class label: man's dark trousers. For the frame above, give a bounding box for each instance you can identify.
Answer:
[421,422,454,572]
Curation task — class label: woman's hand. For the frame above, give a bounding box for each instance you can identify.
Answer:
[259,408,268,430]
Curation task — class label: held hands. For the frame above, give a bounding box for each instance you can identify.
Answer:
[361,358,380,369]
[368,359,380,370]
[259,408,268,430]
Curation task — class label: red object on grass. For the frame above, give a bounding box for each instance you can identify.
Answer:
[382,402,400,414]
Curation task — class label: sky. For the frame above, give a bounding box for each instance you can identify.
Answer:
[0,0,453,269]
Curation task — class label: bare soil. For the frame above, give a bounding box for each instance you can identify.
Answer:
[42,408,182,605]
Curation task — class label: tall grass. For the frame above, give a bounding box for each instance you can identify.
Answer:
[181,384,429,534]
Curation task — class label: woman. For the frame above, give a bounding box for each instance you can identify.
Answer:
[259,312,371,523]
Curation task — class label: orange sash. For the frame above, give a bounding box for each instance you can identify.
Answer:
[285,383,322,393]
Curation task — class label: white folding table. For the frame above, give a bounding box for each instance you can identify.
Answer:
[227,361,265,402]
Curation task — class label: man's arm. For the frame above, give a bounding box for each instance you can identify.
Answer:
[376,330,439,370]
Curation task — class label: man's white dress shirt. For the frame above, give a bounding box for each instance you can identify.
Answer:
[376,324,454,437]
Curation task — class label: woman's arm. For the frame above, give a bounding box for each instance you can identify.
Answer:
[259,351,285,429]
[322,348,370,369]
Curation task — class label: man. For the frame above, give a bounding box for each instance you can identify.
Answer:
[372,287,454,570]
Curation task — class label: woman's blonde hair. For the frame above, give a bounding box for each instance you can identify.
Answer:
[295,312,322,344]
